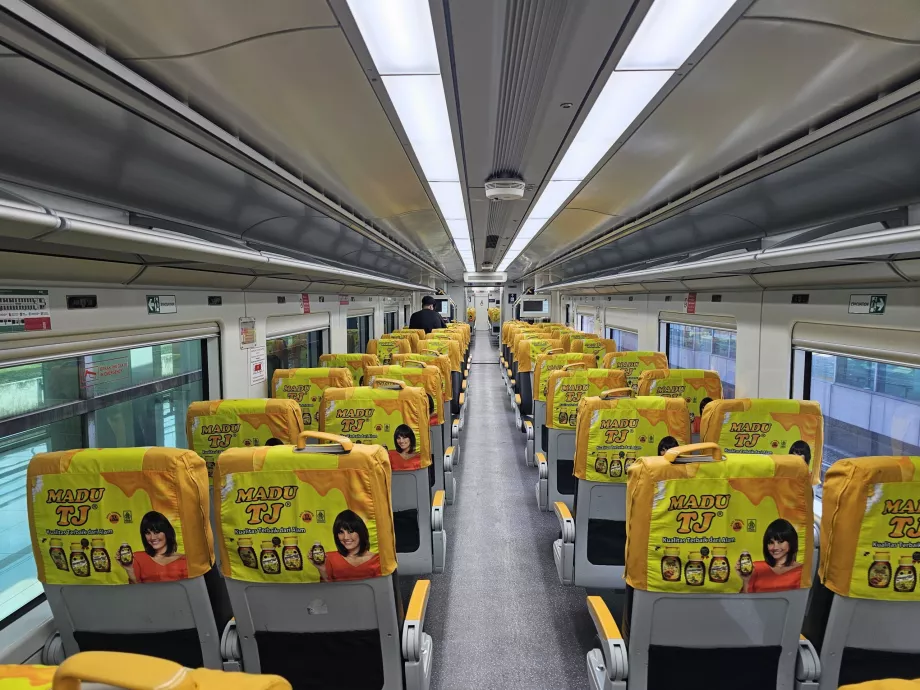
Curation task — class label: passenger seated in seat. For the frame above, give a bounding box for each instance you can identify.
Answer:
[657,436,680,456]
[789,440,811,467]
[121,511,188,584]
[737,518,803,593]
[389,425,419,470]
[311,510,381,582]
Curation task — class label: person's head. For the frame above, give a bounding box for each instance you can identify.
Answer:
[333,510,370,557]
[394,424,416,454]
[427,394,435,415]
[140,511,177,557]
[265,437,284,446]
[699,397,713,416]
[789,440,811,467]
[763,518,798,567]
[422,296,437,310]
[657,436,680,456]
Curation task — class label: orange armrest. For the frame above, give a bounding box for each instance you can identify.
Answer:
[587,595,622,641]
[405,579,431,626]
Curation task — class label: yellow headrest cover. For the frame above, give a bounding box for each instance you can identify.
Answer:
[637,369,723,423]
[421,339,461,372]
[574,395,690,482]
[603,351,668,390]
[367,338,412,364]
[186,399,304,480]
[392,353,452,400]
[390,330,421,353]
[28,447,213,585]
[545,369,628,430]
[821,456,920,601]
[700,399,824,485]
[571,338,616,359]
[319,353,381,385]
[516,338,564,372]
[366,365,444,425]
[214,434,395,583]
[321,386,431,471]
[533,353,597,402]
[561,332,596,352]
[271,368,354,431]
[625,444,813,593]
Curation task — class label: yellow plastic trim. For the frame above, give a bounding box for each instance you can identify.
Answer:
[462,380,468,391]
[553,500,572,521]
[510,378,515,386]
[406,579,431,622]
[296,431,353,451]
[53,651,194,690]
[515,394,521,405]
[459,392,465,405]
[507,368,513,377]
[536,452,546,465]
[587,595,622,641]
[432,490,445,508]
[370,377,407,390]
[599,387,634,399]
[445,447,454,458]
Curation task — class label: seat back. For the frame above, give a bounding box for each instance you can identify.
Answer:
[421,339,462,373]
[389,329,420,353]
[811,455,920,687]
[214,432,402,685]
[366,337,412,364]
[624,443,814,689]
[270,367,353,430]
[186,399,304,481]
[545,369,628,431]
[561,332,597,352]
[28,447,220,668]
[319,353,381,386]
[392,353,453,402]
[603,351,668,391]
[515,338,564,374]
[637,368,723,433]
[700,399,824,485]
[366,364,444,426]
[533,352,596,403]
[571,337,616,360]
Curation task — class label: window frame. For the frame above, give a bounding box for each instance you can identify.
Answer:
[346,313,373,353]
[604,326,639,352]
[660,318,738,399]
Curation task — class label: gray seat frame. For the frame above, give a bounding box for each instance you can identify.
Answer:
[537,426,576,512]
[393,467,446,575]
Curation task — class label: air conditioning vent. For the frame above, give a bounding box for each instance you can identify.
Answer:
[485,178,526,201]
[485,234,499,248]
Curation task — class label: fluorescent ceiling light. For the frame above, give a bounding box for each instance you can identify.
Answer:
[618,0,737,71]
[498,0,736,273]
[347,0,439,75]
[349,0,475,271]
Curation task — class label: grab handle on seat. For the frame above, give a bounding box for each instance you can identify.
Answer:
[404,359,428,369]
[296,431,354,452]
[371,377,407,390]
[599,388,634,399]
[53,651,196,690]
[562,362,587,370]
[546,348,564,354]
[422,348,440,356]
[664,442,722,463]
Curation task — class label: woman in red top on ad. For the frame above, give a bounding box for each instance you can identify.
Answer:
[119,511,188,584]
[311,510,380,582]
[737,518,803,593]
[387,425,420,471]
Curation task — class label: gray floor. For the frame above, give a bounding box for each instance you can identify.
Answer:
[405,334,596,689]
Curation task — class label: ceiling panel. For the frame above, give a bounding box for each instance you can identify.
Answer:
[32,0,336,57]
[746,0,920,41]
[513,2,920,271]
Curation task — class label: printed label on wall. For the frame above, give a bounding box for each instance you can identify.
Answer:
[850,481,920,599]
[646,469,809,593]
[32,458,191,585]
[0,289,51,333]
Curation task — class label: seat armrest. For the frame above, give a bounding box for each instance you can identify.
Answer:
[431,490,445,531]
[403,580,432,662]
[796,635,821,682]
[444,446,455,472]
[507,368,513,378]
[523,419,533,440]
[458,392,465,406]
[462,379,467,391]
[514,393,521,406]
[554,500,575,542]
[587,596,628,683]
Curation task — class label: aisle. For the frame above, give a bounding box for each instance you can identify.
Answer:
[424,336,595,689]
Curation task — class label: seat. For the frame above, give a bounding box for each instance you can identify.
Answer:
[602,351,669,391]
[803,455,920,689]
[430,328,469,375]
[700,399,824,484]
[215,432,435,690]
[420,338,465,421]
[389,329,421,353]
[270,367,354,430]
[553,392,689,588]
[367,337,412,365]
[561,332,597,352]
[571,338,617,361]
[367,363,457,504]
[318,353,381,386]
[527,352,596,467]
[637,368,723,437]
[186,399,304,483]
[512,337,563,432]
[506,329,546,405]
[28,447,223,669]
[585,442,816,690]
[321,381,446,575]
[537,369,627,512]
[392,352,459,448]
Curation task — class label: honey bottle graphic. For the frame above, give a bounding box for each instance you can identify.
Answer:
[90,539,111,573]
[117,543,133,567]
[738,551,754,577]
[624,451,637,475]
[609,457,623,478]
[282,537,303,571]
[260,541,281,574]
[661,547,681,582]
[310,542,326,565]
[894,556,916,593]
[684,551,705,586]
[594,456,608,475]
[868,552,892,589]
[237,538,258,569]
[708,547,730,583]
[70,542,90,578]
[49,539,68,572]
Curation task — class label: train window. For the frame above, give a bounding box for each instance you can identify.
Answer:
[577,313,595,333]
[0,337,212,622]
[799,351,920,493]
[663,322,737,398]
[384,311,397,334]
[347,314,373,353]
[266,329,326,382]
[604,327,638,352]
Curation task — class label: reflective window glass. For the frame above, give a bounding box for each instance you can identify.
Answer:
[665,323,736,398]
[605,327,638,352]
